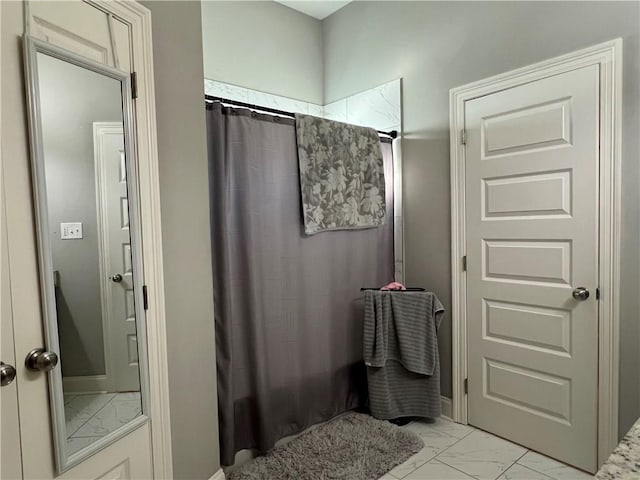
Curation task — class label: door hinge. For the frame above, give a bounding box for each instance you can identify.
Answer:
[461,129,467,145]
[464,378,469,394]
[596,287,601,300]
[462,255,467,271]
[131,72,138,99]
[143,285,148,310]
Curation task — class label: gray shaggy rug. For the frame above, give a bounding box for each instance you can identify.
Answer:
[226,412,424,480]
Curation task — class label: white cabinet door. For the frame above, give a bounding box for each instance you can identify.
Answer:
[465,65,599,472]
[2,1,154,478]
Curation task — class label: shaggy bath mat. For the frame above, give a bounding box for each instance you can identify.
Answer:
[226,412,424,480]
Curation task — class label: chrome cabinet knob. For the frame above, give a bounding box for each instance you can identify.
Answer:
[572,287,590,301]
[25,348,58,372]
[0,362,17,387]
[111,273,123,283]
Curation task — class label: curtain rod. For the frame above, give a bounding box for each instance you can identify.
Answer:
[205,95,398,140]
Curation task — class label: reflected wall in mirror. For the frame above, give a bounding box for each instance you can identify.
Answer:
[25,36,149,471]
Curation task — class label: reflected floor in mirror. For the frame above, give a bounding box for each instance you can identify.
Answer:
[63,392,142,455]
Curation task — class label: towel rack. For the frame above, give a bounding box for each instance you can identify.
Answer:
[360,287,426,292]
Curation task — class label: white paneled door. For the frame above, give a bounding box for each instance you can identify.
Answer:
[2,1,154,478]
[94,123,141,393]
[465,65,599,472]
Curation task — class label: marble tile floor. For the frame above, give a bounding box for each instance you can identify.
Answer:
[379,417,593,480]
[63,392,142,455]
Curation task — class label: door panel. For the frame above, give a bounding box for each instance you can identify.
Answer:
[29,1,130,69]
[2,1,153,477]
[465,65,599,472]
[483,300,571,355]
[482,97,572,157]
[482,170,572,219]
[483,239,572,285]
[484,358,571,423]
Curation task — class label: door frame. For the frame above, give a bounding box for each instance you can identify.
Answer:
[83,2,175,477]
[449,39,622,466]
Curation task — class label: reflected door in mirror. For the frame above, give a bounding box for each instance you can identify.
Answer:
[94,123,140,393]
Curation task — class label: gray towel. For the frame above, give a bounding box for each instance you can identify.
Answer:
[363,290,444,419]
[295,114,386,235]
[363,291,443,375]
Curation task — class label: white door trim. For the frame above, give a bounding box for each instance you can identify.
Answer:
[449,39,622,467]
[87,1,173,477]
[62,375,108,394]
[208,469,226,480]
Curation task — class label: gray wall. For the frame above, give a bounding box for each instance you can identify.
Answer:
[323,1,640,435]
[39,54,122,377]
[142,1,220,478]
[201,0,323,104]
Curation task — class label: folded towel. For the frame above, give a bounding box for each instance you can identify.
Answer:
[295,114,386,235]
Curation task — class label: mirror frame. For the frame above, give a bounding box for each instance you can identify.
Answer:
[23,34,151,473]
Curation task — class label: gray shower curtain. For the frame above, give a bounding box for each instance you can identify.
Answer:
[207,103,394,466]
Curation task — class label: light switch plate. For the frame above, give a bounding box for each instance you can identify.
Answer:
[60,222,83,239]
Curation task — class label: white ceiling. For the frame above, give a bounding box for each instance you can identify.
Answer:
[275,1,352,20]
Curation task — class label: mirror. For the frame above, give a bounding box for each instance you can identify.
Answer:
[24,36,149,471]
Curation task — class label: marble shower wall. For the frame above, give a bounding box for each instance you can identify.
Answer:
[204,78,401,131]
[204,78,324,116]
[326,79,403,282]
[323,79,401,133]
[204,78,404,281]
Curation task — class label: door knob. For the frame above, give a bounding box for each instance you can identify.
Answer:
[111,273,123,283]
[25,348,58,372]
[572,287,590,301]
[0,362,17,386]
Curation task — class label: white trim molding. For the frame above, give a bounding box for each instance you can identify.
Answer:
[209,469,226,480]
[62,375,108,394]
[88,1,174,477]
[440,396,453,420]
[449,39,622,468]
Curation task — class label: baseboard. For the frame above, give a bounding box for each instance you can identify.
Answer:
[62,375,108,394]
[441,395,453,419]
[208,469,226,480]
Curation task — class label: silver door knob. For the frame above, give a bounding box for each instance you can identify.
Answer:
[25,348,58,372]
[111,273,123,283]
[572,287,590,301]
[0,362,17,387]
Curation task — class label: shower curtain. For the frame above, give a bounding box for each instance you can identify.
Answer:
[207,103,394,466]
